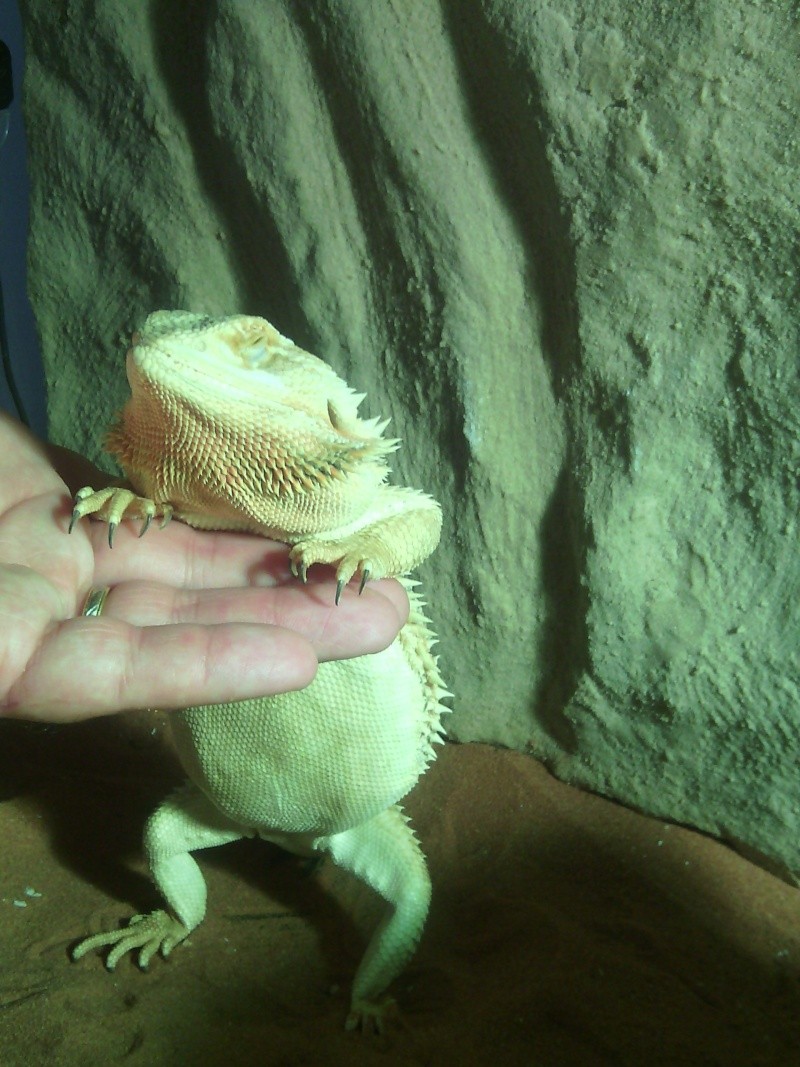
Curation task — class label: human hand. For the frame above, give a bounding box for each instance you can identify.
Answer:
[0,413,408,722]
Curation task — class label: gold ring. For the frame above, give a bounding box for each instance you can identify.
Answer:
[81,587,111,617]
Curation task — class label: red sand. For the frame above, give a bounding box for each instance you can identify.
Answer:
[2,716,799,1066]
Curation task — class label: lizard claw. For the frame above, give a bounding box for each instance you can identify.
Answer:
[335,564,371,603]
[345,994,399,1035]
[68,486,167,543]
[358,567,371,595]
[290,558,308,581]
[288,543,380,604]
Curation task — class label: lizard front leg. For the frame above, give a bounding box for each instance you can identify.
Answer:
[290,488,442,603]
[73,783,245,970]
[69,485,173,547]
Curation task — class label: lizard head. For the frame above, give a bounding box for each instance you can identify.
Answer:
[117,311,396,496]
[129,311,379,430]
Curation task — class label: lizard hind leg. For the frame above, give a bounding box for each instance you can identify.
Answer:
[315,804,432,1033]
[72,782,246,970]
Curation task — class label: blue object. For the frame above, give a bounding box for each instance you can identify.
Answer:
[0,2,47,436]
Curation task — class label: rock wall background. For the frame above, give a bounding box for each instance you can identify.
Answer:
[17,1,799,874]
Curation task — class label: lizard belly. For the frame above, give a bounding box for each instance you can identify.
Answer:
[169,636,430,836]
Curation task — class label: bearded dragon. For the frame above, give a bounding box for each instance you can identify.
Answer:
[69,311,449,1031]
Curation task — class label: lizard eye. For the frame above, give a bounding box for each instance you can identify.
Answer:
[240,336,272,369]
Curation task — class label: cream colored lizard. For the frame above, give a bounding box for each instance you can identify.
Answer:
[69,311,449,1031]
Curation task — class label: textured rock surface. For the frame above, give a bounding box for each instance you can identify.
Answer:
[18,2,799,873]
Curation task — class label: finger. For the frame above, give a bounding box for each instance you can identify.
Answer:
[94,578,409,661]
[2,616,319,723]
[84,518,410,629]
[86,519,297,590]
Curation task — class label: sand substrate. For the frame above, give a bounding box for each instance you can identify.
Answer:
[1,720,799,1066]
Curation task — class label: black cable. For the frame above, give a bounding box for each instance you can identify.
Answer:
[0,272,28,427]
[0,39,11,109]
[0,38,29,427]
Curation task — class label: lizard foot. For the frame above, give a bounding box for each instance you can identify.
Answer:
[289,542,383,604]
[71,909,190,970]
[69,485,173,547]
[345,994,399,1035]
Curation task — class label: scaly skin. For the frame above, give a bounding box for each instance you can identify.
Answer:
[70,312,449,1032]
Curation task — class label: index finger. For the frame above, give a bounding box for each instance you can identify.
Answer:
[88,516,293,589]
[87,519,411,622]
